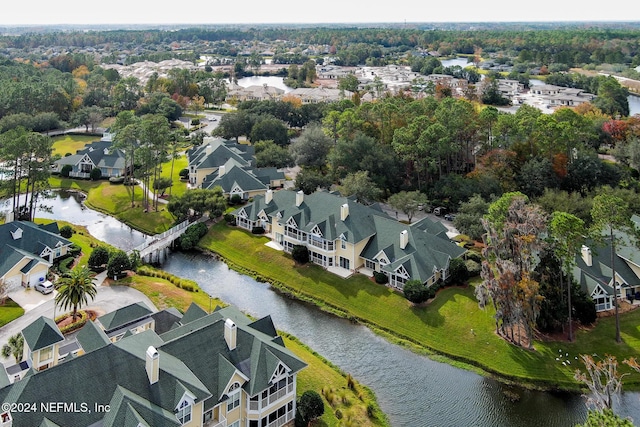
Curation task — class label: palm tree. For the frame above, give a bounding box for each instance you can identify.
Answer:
[1,333,24,363]
[55,266,97,322]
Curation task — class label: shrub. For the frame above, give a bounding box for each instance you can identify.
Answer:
[446,257,469,285]
[178,222,209,250]
[224,213,236,225]
[107,249,131,279]
[373,271,388,284]
[403,279,430,304]
[466,251,482,263]
[291,245,309,264]
[179,168,189,178]
[89,167,102,181]
[297,390,324,426]
[229,194,242,205]
[59,225,73,238]
[88,246,110,271]
[465,259,481,276]
[61,164,72,177]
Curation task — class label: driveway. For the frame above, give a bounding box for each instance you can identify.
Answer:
[0,278,157,365]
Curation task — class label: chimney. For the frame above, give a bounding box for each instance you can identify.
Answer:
[145,346,159,384]
[265,189,273,204]
[218,165,226,177]
[296,190,304,207]
[340,203,349,221]
[400,230,409,250]
[581,245,592,267]
[205,144,212,155]
[224,318,237,351]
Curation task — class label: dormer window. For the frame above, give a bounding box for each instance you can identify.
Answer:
[176,396,194,425]
[227,382,241,411]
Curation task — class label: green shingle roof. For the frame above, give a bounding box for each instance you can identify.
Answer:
[21,316,64,351]
[76,320,111,354]
[97,301,153,332]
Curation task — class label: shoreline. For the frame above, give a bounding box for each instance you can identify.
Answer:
[196,243,583,393]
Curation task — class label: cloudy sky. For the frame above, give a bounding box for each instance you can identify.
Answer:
[2,0,639,26]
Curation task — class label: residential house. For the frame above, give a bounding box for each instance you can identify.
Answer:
[0,302,306,427]
[529,84,596,108]
[0,221,72,293]
[226,83,285,103]
[233,190,465,289]
[573,216,640,312]
[187,138,284,201]
[52,135,127,179]
[286,87,353,104]
[186,138,254,188]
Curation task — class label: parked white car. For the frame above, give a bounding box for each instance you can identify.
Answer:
[35,280,54,294]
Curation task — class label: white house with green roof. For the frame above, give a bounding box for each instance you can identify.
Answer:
[0,303,306,427]
[0,221,73,293]
[233,189,466,289]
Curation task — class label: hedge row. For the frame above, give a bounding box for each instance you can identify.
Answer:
[137,265,198,292]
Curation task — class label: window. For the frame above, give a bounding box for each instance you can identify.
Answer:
[176,400,192,424]
[40,346,53,361]
[229,422,240,427]
[227,382,241,411]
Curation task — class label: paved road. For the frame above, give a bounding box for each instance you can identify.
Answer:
[0,273,157,365]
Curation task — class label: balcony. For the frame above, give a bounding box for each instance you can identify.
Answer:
[204,414,226,427]
[268,411,293,427]
[249,384,294,411]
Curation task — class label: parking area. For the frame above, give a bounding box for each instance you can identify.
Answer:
[7,287,56,312]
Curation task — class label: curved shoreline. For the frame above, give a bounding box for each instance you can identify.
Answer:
[197,245,582,393]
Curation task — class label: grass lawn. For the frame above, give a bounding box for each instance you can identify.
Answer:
[49,178,176,235]
[0,299,25,328]
[158,154,188,199]
[51,134,98,157]
[199,222,640,390]
[111,272,388,427]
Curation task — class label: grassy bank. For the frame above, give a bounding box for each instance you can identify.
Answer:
[199,222,640,391]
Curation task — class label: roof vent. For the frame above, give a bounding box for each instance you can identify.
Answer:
[10,228,23,240]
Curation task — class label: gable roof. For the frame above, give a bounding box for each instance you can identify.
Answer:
[574,236,640,297]
[159,305,306,399]
[0,221,72,274]
[97,301,154,333]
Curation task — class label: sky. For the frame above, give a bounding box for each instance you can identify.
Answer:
[2,0,640,26]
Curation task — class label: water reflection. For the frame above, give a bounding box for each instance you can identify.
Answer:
[0,190,147,251]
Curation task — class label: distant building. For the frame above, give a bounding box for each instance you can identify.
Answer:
[187,138,284,201]
[52,134,126,179]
